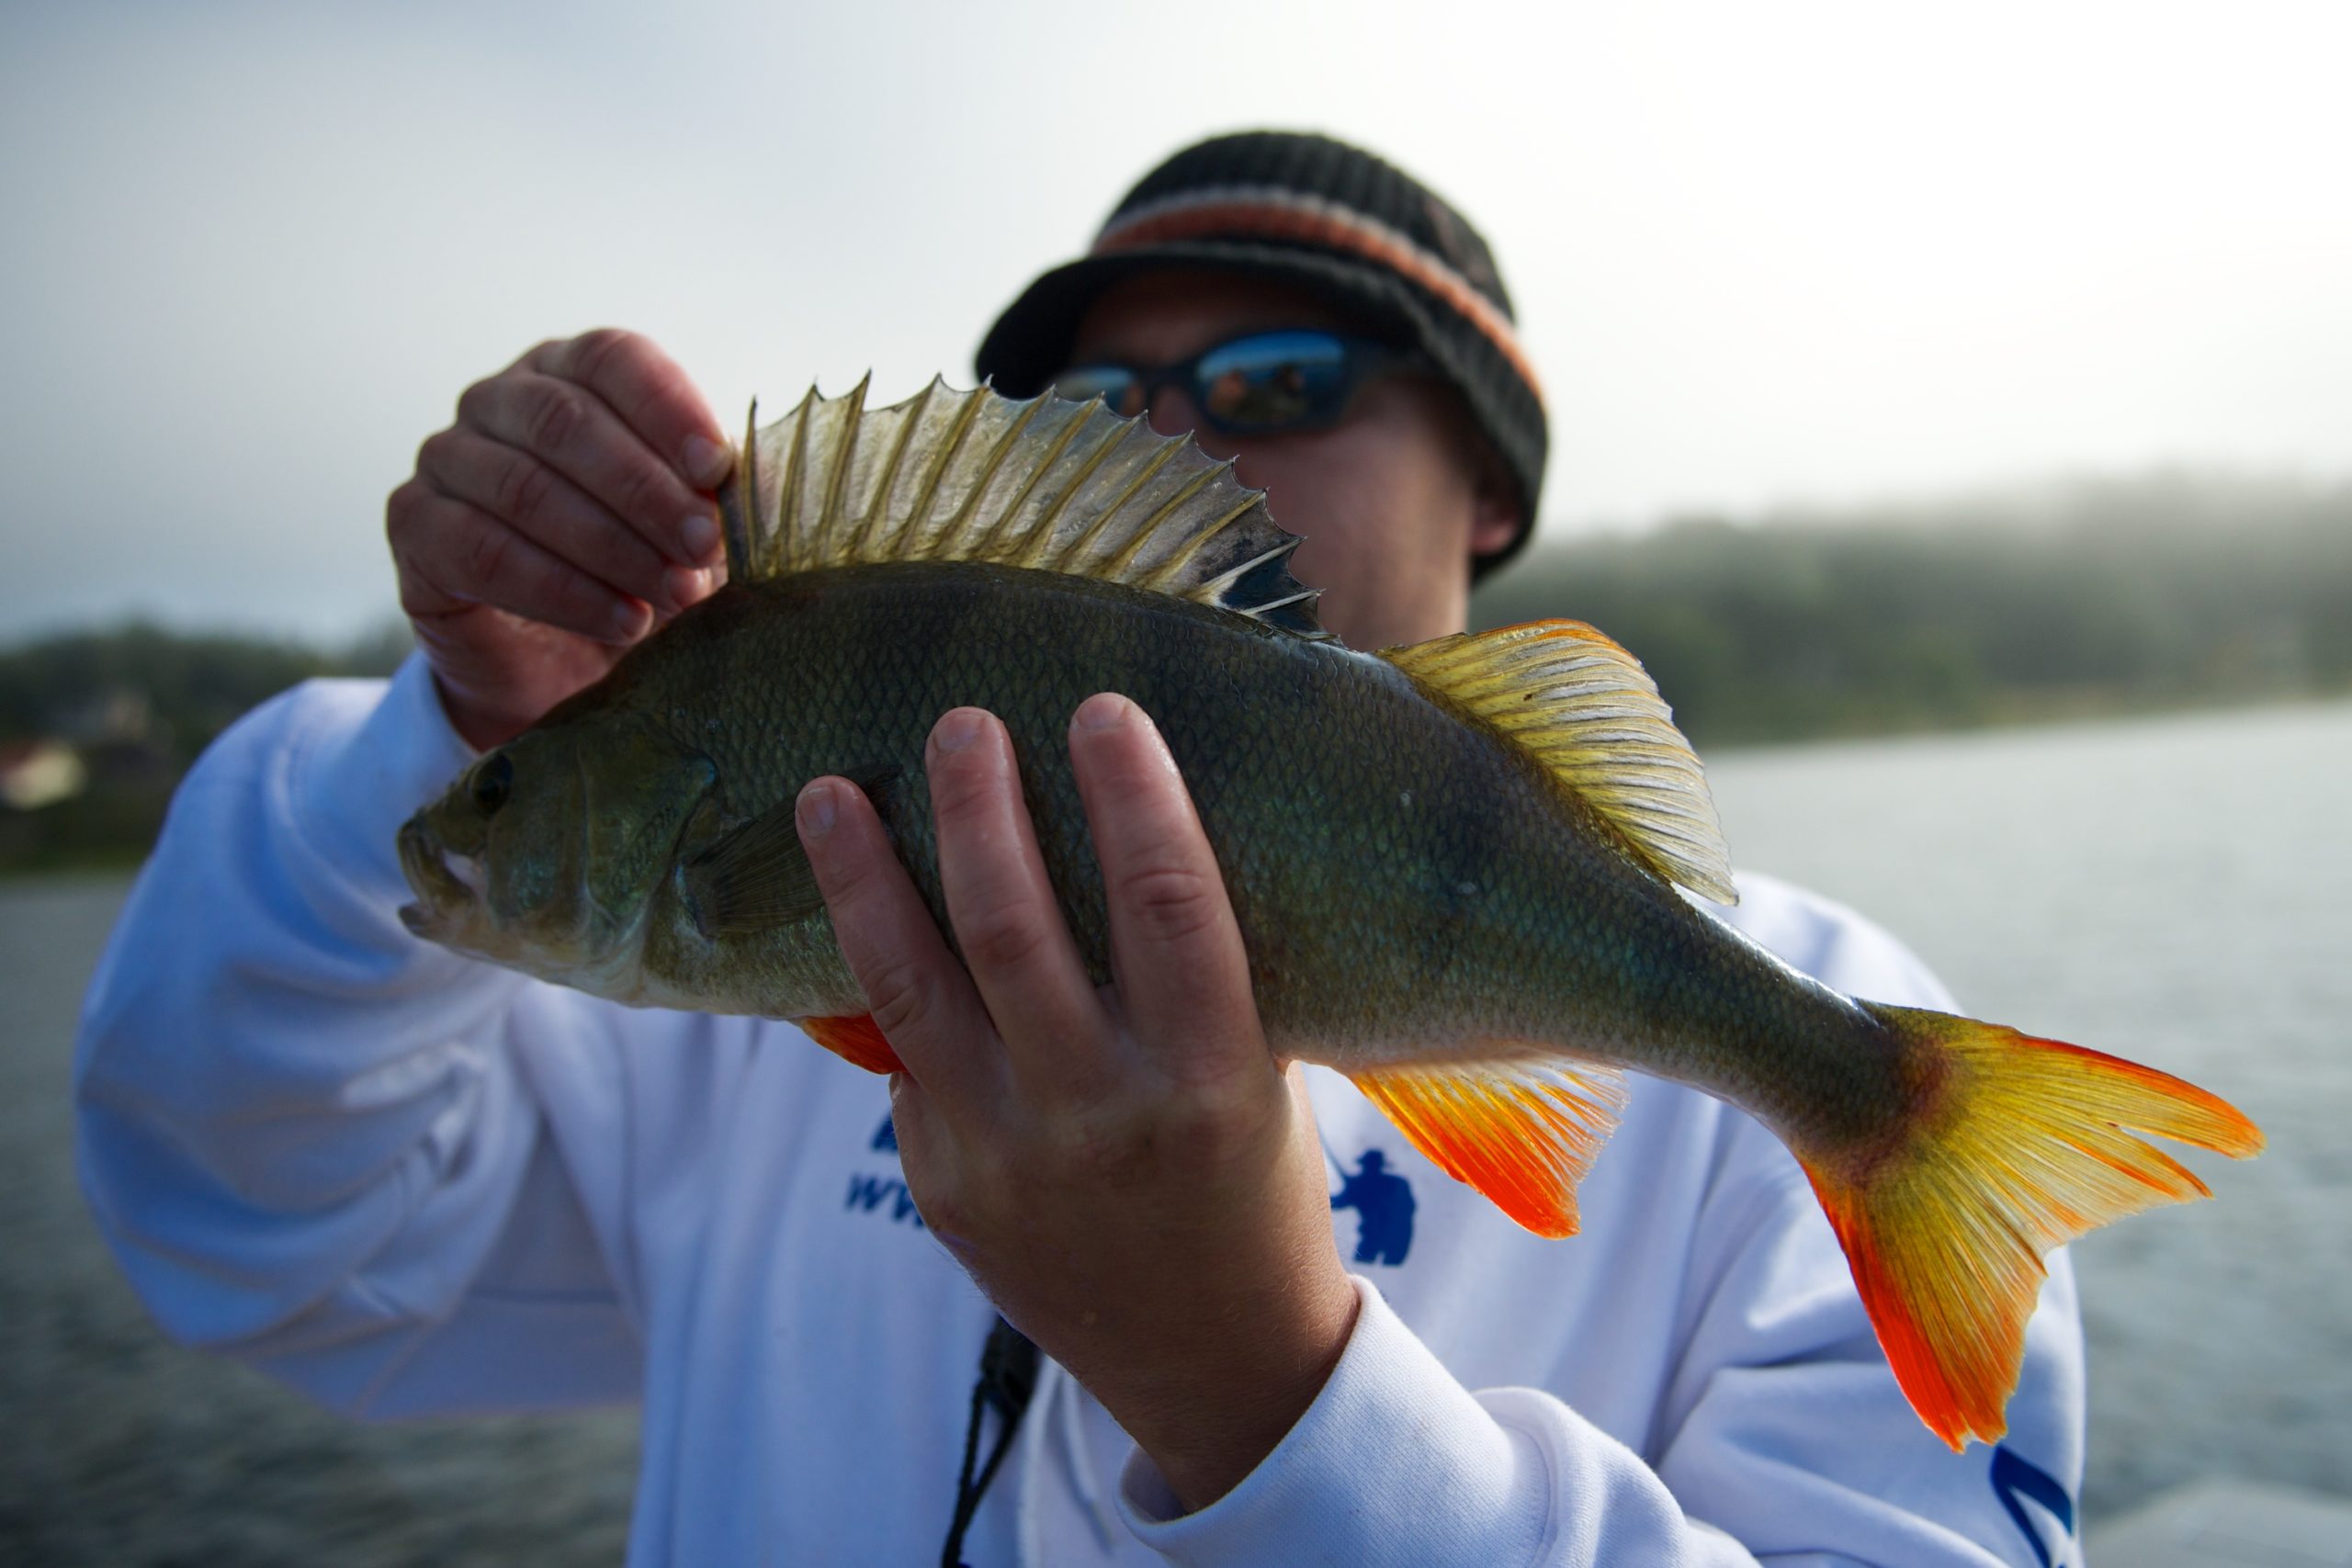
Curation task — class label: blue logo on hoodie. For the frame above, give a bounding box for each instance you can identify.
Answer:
[1330,1149,1415,1265]
[1990,1445,2075,1567]
[844,1112,923,1228]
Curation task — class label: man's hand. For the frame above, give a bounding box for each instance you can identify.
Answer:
[796,694,1360,1511]
[388,330,734,750]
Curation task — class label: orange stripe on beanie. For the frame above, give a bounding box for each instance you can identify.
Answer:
[975,131,1550,578]
[1093,186,1545,406]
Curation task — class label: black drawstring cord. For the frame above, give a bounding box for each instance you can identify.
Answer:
[941,1314,1042,1568]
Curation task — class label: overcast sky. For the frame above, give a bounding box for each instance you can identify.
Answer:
[4,0,2347,639]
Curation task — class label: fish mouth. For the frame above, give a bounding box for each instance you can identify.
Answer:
[397,818,486,939]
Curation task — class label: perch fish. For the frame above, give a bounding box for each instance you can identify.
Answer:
[397,379,2262,1449]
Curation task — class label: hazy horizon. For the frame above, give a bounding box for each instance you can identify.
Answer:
[6,1,2349,640]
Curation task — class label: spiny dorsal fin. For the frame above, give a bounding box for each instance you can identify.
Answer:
[1383,621,1738,903]
[715,378,1330,637]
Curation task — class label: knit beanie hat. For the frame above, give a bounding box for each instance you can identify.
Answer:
[975,130,1546,579]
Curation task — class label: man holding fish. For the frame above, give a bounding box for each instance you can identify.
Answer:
[79,131,2160,1565]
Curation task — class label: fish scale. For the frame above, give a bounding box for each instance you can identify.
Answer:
[397,379,2260,1451]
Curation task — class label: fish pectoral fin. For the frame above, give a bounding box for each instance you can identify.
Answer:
[683,802,823,934]
[1349,1054,1627,1238]
[684,766,905,936]
[800,1013,908,1076]
[1381,622,1736,904]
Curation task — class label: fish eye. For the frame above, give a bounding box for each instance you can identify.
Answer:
[470,753,514,816]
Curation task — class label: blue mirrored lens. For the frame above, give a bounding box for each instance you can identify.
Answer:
[1050,367,1144,417]
[1195,332,1352,429]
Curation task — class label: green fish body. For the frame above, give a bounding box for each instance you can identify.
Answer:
[398,379,2259,1451]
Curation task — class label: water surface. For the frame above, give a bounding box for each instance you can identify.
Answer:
[1707,699,2352,1519]
[0,877,636,1565]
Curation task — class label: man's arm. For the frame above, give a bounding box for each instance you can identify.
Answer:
[76,328,741,1415]
[1109,1167,2080,1566]
[74,660,653,1413]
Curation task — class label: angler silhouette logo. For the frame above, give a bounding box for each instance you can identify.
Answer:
[1330,1149,1416,1265]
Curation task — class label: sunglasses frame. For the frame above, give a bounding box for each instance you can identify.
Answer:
[1049,328,1431,437]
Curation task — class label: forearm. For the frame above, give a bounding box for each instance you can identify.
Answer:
[1120,1278,1757,1567]
[74,658,539,1353]
[1075,1246,1359,1510]
[1121,1159,2083,1567]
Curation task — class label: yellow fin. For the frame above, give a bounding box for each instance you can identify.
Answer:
[1349,1055,1626,1237]
[1382,620,1736,903]
[1804,1003,2264,1449]
[712,378,1329,637]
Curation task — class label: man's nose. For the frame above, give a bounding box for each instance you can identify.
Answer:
[1138,387,1249,470]
[1138,385,1203,439]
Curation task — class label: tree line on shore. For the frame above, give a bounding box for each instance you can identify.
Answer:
[0,624,411,873]
[2,469,2346,872]
[1472,469,2351,746]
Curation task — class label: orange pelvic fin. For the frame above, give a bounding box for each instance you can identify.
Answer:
[1349,1055,1626,1237]
[800,1013,908,1077]
[1805,1002,2264,1450]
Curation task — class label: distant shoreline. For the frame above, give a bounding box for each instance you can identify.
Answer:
[8,469,2345,873]
[9,689,2348,883]
[1692,683,2352,757]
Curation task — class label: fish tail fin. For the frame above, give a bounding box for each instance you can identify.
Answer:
[1802,1001,2263,1450]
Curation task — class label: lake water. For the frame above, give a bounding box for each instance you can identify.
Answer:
[1705,699,2352,1521]
[3,700,2346,1560]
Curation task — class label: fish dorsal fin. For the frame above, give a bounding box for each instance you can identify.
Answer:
[1383,620,1738,903]
[716,378,1330,637]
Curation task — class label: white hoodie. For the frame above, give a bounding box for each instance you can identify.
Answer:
[75,656,2085,1567]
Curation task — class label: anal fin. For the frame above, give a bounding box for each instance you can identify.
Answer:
[801,1013,908,1076]
[1349,1055,1626,1237]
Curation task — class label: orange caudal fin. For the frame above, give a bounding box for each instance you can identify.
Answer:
[800,1013,908,1076]
[1804,1003,2264,1450]
[1350,1055,1627,1237]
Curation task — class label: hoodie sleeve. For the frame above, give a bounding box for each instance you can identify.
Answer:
[74,655,671,1416]
[1115,875,2086,1567]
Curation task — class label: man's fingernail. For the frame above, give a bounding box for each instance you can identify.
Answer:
[682,435,732,488]
[663,565,709,611]
[610,599,651,640]
[797,781,836,838]
[1074,693,1127,732]
[932,708,985,753]
[680,512,719,559]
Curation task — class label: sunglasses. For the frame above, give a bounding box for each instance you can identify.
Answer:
[1050,329,1429,436]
